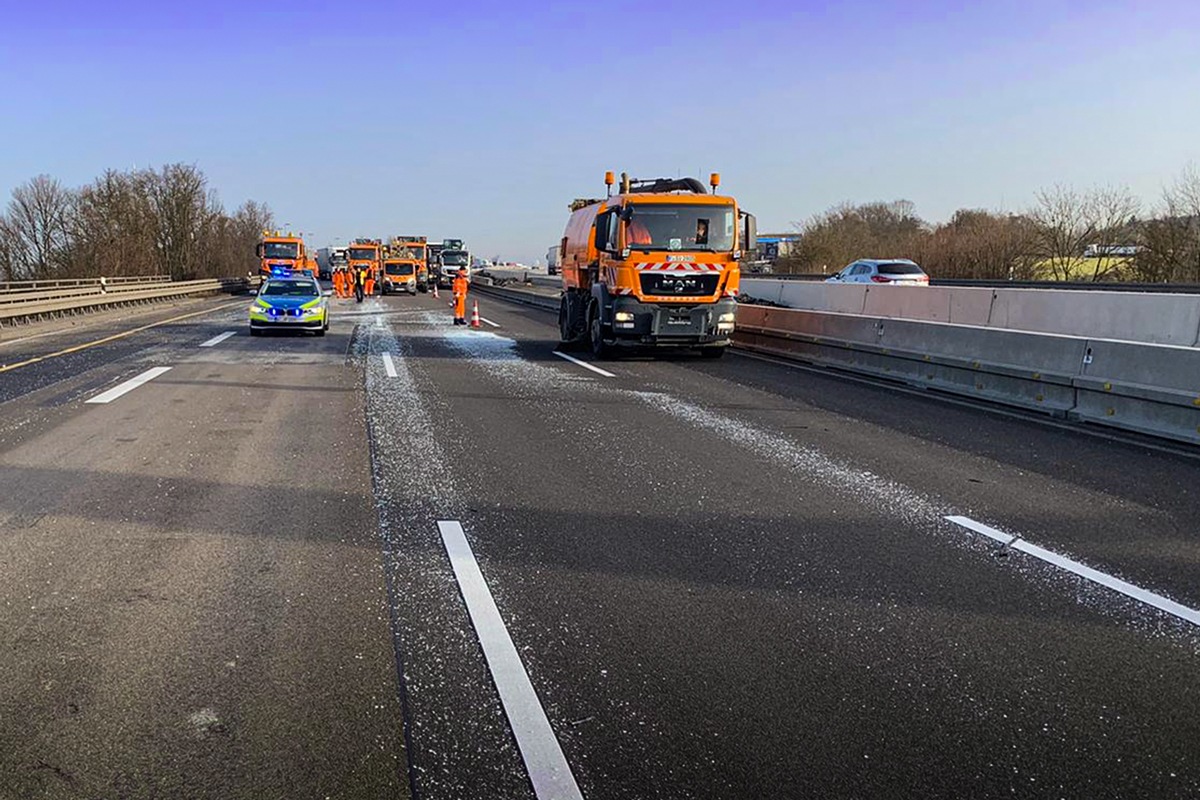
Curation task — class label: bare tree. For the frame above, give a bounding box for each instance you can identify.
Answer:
[914,210,1039,280]
[71,169,159,277]
[145,163,211,279]
[789,200,927,274]
[1029,185,1093,281]
[1085,185,1140,281]
[1136,165,1200,283]
[1,175,76,280]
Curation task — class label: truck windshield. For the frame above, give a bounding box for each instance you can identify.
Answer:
[396,248,423,260]
[348,248,376,260]
[442,252,469,266]
[263,242,299,259]
[625,204,735,252]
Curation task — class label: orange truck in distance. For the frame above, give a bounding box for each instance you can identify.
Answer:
[381,236,427,295]
[257,230,318,278]
[558,172,756,358]
[347,238,382,293]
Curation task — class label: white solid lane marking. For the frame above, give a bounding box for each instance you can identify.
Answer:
[480,316,500,328]
[947,516,1200,626]
[553,350,615,378]
[199,331,236,348]
[382,353,398,378]
[85,367,173,404]
[436,521,583,800]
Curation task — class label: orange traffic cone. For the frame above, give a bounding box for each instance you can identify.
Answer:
[470,301,481,329]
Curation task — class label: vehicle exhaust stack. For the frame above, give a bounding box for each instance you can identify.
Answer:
[605,171,614,198]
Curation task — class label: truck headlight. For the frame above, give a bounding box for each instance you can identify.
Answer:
[718,312,736,323]
[614,311,634,322]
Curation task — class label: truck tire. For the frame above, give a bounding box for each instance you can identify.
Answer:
[588,302,613,359]
[559,296,573,343]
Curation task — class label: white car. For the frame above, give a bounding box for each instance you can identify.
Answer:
[826,259,929,285]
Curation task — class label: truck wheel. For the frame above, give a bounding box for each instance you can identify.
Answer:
[699,346,726,359]
[588,302,612,359]
[559,296,573,343]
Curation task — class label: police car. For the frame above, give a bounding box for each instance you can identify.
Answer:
[249,271,330,336]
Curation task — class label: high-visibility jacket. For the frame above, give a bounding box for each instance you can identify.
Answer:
[452,275,468,298]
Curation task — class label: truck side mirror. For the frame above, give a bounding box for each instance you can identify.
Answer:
[594,212,610,252]
[743,213,757,252]
[255,243,264,258]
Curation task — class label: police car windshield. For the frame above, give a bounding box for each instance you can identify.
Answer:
[625,204,735,252]
[263,280,319,297]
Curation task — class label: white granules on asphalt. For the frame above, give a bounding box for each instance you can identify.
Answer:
[632,390,949,527]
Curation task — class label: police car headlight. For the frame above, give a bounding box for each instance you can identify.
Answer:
[302,307,322,316]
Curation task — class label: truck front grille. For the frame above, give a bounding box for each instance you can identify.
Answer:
[639,273,720,297]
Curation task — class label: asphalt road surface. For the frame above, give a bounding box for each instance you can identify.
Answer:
[1,288,1198,799]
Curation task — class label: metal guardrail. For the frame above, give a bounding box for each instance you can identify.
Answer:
[0,275,172,295]
[0,277,250,327]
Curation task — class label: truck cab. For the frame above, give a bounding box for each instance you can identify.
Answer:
[347,239,382,291]
[257,232,315,278]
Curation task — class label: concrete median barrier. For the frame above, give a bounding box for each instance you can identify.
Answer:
[989,288,1200,346]
[1073,340,1200,444]
[735,305,1200,444]
[747,279,1200,348]
[466,280,1200,445]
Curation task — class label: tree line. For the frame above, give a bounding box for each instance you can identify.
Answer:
[0,164,273,282]
[779,165,1200,283]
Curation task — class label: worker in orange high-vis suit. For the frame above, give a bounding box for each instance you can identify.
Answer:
[365,268,376,297]
[452,268,468,325]
[332,268,344,298]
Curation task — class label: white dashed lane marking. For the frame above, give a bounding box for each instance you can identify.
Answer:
[947,516,1200,626]
[199,331,236,348]
[552,351,615,378]
[437,520,584,800]
[85,367,173,404]
[382,353,398,378]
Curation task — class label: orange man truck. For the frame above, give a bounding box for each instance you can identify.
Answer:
[347,238,382,294]
[257,231,318,278]
[558,172,756,358]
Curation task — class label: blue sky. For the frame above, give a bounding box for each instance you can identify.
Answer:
[2,0,1199,262]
